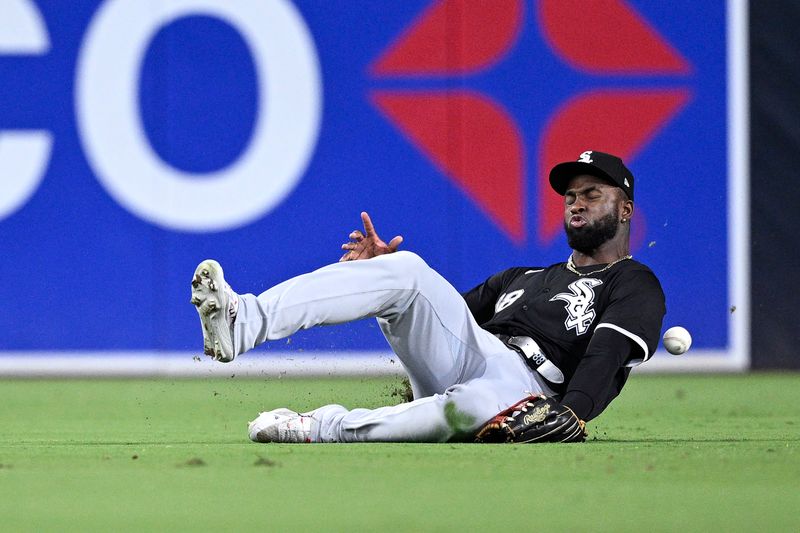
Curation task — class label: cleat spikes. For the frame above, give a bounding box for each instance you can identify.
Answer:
[191,259,236,363]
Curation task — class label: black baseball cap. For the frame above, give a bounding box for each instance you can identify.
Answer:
[549,150,634,201]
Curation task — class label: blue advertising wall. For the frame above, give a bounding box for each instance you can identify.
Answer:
[0,0,748,373]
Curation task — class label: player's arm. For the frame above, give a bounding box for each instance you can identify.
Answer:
[478,331,633,443]
[461,269,519,325]
[560,329,634,420]
[562,270,666,421]
[339,212,403,262]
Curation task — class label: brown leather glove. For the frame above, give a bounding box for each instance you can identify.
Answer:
[475,395,587,443]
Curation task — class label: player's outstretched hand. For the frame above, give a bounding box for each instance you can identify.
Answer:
[339,212,403,262]
[474,395,587,443]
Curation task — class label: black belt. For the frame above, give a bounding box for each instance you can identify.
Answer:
[495,334,565,386]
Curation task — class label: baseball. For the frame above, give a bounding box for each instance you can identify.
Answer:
[663,326,692,355]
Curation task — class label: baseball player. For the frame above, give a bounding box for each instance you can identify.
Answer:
[191,150,665,443]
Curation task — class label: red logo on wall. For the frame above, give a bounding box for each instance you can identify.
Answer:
[369,0,691,246]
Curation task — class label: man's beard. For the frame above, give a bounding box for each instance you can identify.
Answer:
[565,212,619,254]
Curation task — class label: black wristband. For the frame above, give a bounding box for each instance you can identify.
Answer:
[561,390,593,421]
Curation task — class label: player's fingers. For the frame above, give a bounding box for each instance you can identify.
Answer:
[339,251,353,262]
[387,235,404,251]
[341,242,358,250]
[361,211,377,237]
[349,230,364,241]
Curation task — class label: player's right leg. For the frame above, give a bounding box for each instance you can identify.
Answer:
[230,252,509,392]
[191,251,507,391]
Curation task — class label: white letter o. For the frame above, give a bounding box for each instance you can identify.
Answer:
[76,0,321,231]
[0,0,52,222]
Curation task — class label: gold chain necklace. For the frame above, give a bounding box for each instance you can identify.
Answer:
[565,254,632,276]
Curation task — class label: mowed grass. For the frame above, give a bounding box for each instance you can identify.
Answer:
[1,373,798,532]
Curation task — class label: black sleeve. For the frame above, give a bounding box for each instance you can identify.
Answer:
[594,269,666,365]
[561,327,633,421]
[461,269,520,325]
[561,269,666,421]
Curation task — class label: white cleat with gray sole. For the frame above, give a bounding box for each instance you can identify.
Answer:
[190,259,238,362]
[248,409,314,443]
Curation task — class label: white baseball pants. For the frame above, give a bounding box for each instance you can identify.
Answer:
[232,251,551,442]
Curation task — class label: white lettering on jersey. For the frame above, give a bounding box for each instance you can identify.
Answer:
[578,150,593,163]
[550,278,603,335]
[495,289,524,314]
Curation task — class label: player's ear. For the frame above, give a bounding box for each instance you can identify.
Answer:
[620,196,633,222]
[622,200,633,220]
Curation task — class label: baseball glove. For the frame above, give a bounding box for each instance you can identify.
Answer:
[474,395,587,443]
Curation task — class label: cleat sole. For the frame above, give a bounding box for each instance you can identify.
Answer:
[191,259,235,362]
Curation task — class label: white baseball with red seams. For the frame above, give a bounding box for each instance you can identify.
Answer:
[663,326,692,355]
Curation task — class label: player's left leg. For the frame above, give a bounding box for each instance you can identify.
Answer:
[248,352,550,443]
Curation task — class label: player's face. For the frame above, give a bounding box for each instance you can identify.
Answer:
[563,175,625,253]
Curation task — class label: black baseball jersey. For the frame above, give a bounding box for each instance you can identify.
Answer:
[462,258,665,421]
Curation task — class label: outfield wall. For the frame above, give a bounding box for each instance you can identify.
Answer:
[749,0,800,369]
[0,1,759,375]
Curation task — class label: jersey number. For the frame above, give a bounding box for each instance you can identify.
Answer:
[495,289,524,314]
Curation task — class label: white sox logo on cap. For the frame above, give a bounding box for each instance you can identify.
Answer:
[549,150,635,201]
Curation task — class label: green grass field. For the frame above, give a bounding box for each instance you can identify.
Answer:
[1,373,798,532]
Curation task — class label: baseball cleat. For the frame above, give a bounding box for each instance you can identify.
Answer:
[190,259,238,362]
[248,409,314,443]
